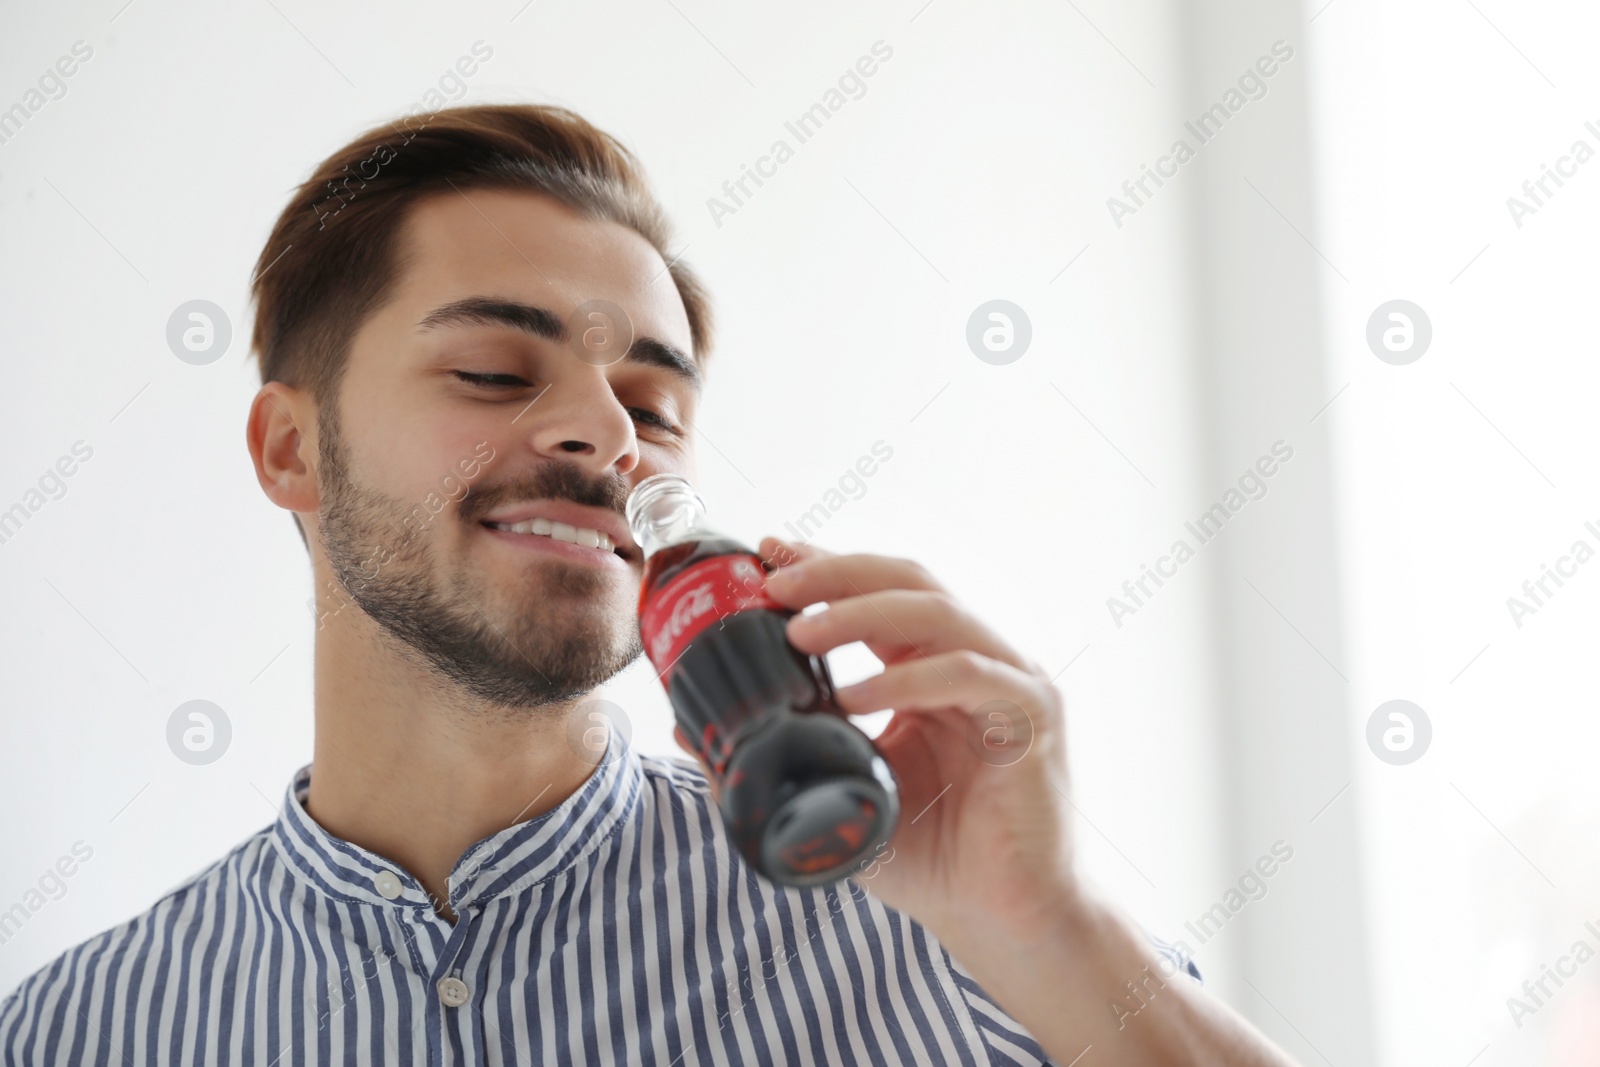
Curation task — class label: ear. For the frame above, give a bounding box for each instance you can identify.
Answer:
[247,382,320,519]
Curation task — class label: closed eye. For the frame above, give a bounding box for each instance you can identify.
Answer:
[629,407,683,436]
[456,372,683,436]
[454,371,529,389]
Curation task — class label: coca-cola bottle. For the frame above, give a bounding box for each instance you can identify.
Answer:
[626,473,899,886]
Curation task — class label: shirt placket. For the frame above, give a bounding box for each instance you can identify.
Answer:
[425,902,485,1067]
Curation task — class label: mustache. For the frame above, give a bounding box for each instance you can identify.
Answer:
[457,462,631,523]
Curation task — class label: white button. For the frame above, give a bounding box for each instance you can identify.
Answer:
[373,870,402,900]
[437,976,471,1007]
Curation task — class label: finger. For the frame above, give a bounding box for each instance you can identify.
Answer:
[834,650,1055,724]
[785,589,1029,672]
[758,536,830,570]
[763,552,945,609]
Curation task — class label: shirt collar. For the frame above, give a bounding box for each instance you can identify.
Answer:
[271,729,645,912]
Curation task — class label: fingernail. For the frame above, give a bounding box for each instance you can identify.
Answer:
[787,608,824,630]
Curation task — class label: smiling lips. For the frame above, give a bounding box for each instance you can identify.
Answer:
[477,498,637,565]
[485,517,615,553]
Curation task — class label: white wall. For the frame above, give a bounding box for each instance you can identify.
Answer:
[1169,1,1377,1061]
[1307,1,1600,1064]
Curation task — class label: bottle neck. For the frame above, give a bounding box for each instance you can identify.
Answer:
[626,474,713,559]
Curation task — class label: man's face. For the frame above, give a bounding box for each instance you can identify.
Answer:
[315,189,700,710]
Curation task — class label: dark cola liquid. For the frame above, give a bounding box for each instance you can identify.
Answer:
[640,537,899,886]
[642,537,827,768]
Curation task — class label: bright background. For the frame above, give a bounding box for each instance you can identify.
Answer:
[2,1,1596,1063]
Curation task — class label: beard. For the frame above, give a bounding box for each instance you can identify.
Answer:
[316,406,642,711]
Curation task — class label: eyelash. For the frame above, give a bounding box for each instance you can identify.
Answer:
[454,371,682,436]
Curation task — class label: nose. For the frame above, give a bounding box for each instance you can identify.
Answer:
[523,372,640,478]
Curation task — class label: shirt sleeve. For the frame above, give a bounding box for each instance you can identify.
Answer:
[946,956,1057,1067]
[943,928,1203,1066]
[1149,930,1204,984]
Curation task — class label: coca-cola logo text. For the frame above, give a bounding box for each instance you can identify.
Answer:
[649,580,719,664]
[640,554,786,676]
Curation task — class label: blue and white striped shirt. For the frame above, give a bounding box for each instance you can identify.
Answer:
[1,735,1196,1065]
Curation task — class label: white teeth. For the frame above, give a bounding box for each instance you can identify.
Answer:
[489,518,617,553]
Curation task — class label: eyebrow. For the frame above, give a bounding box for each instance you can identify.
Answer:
[416,296,702,390]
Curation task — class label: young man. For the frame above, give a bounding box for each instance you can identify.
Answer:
[0,105,1298,1066]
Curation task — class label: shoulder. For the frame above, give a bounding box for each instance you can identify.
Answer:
[636,750,717,814]
[638,749,712,794]
[632,750,721,837]
[623,750,1201,1067]
[0,825,276,1063]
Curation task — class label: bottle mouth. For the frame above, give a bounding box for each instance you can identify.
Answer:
[626,473,707,548]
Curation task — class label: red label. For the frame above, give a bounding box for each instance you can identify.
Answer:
[640,554,784,678]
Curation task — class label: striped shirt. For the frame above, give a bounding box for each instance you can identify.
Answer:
[1,734,1198,1065]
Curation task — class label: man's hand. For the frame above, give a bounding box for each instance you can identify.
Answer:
[757,537,1077,942]
[669,537,1301,1067]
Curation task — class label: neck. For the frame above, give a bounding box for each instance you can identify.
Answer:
[305,608,602,922]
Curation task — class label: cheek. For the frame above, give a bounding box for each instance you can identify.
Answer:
[638,451,698,487]
[348,400,496,512]
[435,428,501,482]
[671,416,699,481]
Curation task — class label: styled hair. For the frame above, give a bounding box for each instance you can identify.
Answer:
[248,103,712,399]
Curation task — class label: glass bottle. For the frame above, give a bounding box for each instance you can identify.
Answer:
[627,473,899,886]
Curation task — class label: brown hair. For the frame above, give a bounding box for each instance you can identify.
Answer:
[248,103,713,400]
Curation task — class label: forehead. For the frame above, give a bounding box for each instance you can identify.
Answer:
[388,188,693,352]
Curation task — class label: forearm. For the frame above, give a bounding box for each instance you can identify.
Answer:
[937,888,1301,1067]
